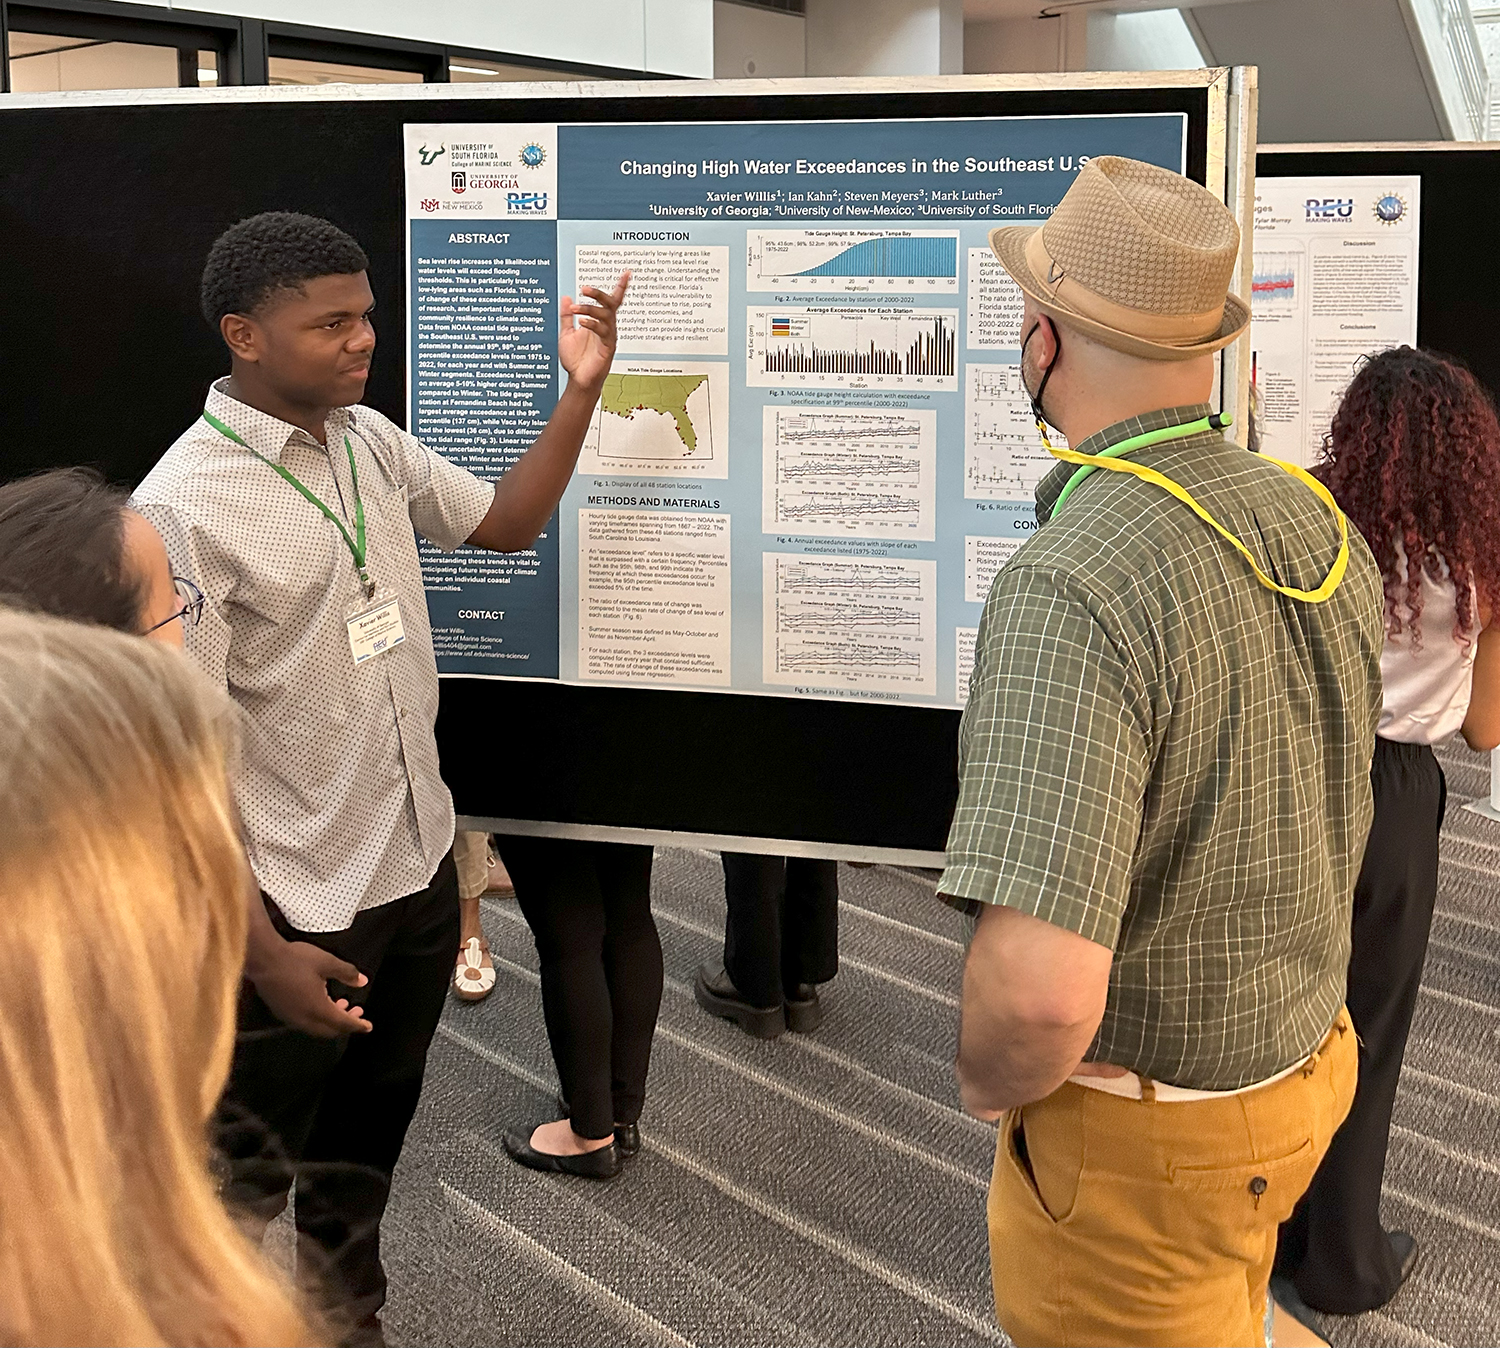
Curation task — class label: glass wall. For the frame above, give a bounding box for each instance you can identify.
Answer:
[7,30,193,92]
[268,57,422,86]
[448,59,588,82]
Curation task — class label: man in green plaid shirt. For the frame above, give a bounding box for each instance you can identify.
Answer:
[943,158,1384,1346]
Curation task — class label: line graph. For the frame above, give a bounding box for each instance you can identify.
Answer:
[747,307,957,390]
[1252,251,1300,312]
[747,229,960,294]
[964,363,1059,501]
[763,554,936,696]
[763,407,936,540]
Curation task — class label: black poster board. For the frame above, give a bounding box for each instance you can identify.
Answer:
[0,75,1232,861]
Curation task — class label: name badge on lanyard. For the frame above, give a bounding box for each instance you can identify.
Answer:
[346,586,406,666]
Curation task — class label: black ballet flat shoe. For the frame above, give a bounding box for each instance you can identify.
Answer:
[502,1125,622,1179]
[1390,1231,1419,1287]
[557,1094,642,1157]
[784,982,824,1034]
[694,961,785,1038]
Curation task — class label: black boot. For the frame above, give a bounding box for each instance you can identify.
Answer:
[784,982,824,1034]
[694,961,785,1038]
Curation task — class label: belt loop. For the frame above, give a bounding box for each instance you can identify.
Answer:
[1302,1048,1321,1078]
[1139,1075,1157,1104]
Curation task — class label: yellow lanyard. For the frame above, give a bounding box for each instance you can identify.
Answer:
[1042,423,1351,605]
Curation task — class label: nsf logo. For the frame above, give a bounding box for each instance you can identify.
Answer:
[1374,193,1407,225]
[520,142,547,169]
[507,191,549,214]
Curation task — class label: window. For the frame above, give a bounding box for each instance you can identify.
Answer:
[8,30,181,92]
[268,56,422,87]
[448,58,589,82]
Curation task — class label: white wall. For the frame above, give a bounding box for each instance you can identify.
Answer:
[105,0,715,76]
[805,0,962,77]
[963,15,1085,73]
[1087,11,1206,71]
[713,1,805,78]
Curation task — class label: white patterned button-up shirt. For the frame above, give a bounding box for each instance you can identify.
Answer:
[135,380,494,932]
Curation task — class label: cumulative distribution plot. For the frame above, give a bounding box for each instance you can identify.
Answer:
[747,229,960,293]
[747,307,957,390]
[579,360,730,479]
[1252,252,1300,312]
[964,363,1060,500]
[763,554,936,696]
[762,406,936,540]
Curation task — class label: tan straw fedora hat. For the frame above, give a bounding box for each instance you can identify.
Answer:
[989,156,1249,362]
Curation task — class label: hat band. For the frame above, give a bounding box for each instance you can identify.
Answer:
[1024,230,1227,348]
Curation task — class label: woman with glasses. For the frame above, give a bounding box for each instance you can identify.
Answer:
[0,466,204,644]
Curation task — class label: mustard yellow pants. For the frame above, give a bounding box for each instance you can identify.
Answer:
[989,1013,1357,1347]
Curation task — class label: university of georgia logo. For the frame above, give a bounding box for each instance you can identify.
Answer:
[451,170,467,194]
[520,142,547,169]
[1374,193,1407,225]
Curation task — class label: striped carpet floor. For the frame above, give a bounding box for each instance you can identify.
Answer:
[365,751,1499,1348]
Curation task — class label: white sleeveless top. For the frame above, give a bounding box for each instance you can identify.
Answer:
[1379,551,1478,745]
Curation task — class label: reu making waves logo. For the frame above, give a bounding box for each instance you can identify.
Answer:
[507,191,549,214]
[520,142,547,169]
[417,143,445,166]
[1305,197,1354,222]
[1374,192,1407,225]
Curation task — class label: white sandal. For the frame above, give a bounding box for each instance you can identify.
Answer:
[453,937,496,1001]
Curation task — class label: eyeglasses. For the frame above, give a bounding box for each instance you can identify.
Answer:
[143,577,205,635]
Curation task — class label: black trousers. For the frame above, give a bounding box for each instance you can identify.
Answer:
[1276,738,1446,1313]
[497,837,661,1141]
[722,853,840,1008]
[215,850,459,1330]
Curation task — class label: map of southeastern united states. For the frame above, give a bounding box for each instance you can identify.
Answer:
[600,373,709,452]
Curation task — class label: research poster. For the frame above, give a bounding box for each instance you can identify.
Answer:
[404,113,1188,709]
[1251,175,1421,466]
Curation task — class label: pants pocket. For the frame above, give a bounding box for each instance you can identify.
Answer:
[1005,1111,1074,1224]
[1171,1136,1316,1228]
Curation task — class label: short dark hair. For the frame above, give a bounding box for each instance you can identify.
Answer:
[0,468,144,633]
[199,211,369,327]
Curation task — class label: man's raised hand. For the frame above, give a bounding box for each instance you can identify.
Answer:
[558,270,631,394]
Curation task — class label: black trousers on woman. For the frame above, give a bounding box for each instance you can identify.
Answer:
[496,837,661,1141]
[722,853,839,1007]
[1276,737,1446,1312]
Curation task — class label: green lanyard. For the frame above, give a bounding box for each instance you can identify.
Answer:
[201,410,372,597]
[1052,415,1228,514]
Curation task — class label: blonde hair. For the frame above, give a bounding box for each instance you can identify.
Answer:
[0,609,320,1347]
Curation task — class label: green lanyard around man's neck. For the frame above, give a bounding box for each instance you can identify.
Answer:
[201,409,373,597]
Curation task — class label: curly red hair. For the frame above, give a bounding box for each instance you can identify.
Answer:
[1317,346,1500,644]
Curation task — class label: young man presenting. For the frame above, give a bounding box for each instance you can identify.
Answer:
[134,212,627,1343]
[941,159,1384,1346]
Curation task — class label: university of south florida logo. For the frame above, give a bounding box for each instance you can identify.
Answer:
[520,142,547,169]
[418,143,446,166]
